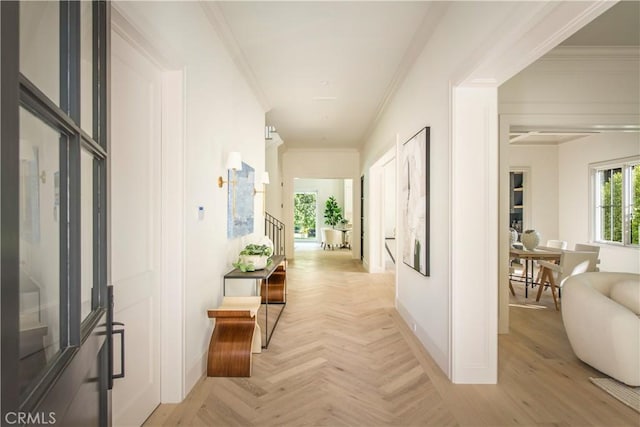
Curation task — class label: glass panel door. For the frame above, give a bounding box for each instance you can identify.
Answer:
[18,107,64,395]
[20,1,60,105]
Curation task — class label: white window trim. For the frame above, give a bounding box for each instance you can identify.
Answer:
[589,155,640,247]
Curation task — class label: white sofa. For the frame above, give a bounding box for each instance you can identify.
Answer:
[562,272,640,386]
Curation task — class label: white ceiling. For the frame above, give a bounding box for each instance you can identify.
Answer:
[216,1,434,149]
[215,1,638,150]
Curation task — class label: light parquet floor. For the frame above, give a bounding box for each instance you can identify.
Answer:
[144,245,639,426]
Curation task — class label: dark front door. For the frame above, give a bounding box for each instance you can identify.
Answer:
[1,2,117,425]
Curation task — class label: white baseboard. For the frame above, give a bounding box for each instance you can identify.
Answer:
[185,351,207,396]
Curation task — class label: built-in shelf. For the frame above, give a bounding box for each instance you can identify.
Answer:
[509,171,525,233]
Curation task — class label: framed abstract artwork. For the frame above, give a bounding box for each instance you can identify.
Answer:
[400,127,430,276]
[227,161,255,239]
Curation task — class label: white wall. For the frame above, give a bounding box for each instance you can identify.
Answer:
[265,140,283,220]
[344,179,353,224]
[282,149,360,259]
[558,133,640,273]
[499,47,639,113]
[508,145,559,242]
[384,160,396,238]
[360,2,528,377]
[294,178,345,241]
[114,2,266,396]
[359,0,610,381]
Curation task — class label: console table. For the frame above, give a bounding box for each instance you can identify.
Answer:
[223,255,286,348]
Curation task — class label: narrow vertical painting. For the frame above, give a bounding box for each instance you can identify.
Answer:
[400,127,430,276]
[227,162,255,239]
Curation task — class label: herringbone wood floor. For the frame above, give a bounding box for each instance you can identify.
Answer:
[144,245,638,426]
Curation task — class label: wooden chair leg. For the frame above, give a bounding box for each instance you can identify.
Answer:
[536,268,548,302]
[536,268,559,311]
[508,278,516,296]
[548,274,559,311]
[535,265,544,287]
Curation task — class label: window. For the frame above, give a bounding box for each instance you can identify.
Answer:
[592,157,640,246]
[294,192,317,239]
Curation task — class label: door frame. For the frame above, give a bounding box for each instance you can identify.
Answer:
[110,5,186,404]
[367,145,397,275]
[1,0,112,422]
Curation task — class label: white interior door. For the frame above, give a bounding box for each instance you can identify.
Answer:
[110,28,162,426]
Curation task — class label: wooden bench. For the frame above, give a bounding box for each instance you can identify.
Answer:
[207,296,261,377]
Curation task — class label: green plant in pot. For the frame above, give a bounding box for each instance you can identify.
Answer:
[324,196,343,228]
[233,244,273,272]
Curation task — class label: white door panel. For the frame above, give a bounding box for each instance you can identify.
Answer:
[111,28,162,427]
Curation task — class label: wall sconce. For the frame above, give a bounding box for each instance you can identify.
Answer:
[218,152,242,216]
[254,171,270,213]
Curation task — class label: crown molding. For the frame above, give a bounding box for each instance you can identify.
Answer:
[457,1,618,87]
[266,132,284,149]
[358,2,449,147]
[200,1,271,112]
[283,147,360,154]
[543,46,640,61]
[111,2,183,70]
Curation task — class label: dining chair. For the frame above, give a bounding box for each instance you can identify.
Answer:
[508,264,518,296]
[534,239,568,283]
[320,228,329,249]
[546,239,568,250]
[536,250,599,310]
[574,243,601,271]
[325,229,343,250]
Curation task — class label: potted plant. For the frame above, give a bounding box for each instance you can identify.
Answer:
[233,244,273,272]
[324,196,343,228]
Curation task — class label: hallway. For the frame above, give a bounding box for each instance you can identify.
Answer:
[144,250,638,426]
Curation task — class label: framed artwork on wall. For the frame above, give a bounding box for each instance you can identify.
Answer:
[227,161,255,239]
[400,126,430,276]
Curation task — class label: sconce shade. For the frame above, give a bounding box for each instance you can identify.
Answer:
[226,152,242,170]
[261,172,270,185]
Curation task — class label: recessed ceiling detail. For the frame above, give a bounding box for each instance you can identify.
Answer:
[509,130,597,145]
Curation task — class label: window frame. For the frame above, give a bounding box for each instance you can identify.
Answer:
[590,155,640,248]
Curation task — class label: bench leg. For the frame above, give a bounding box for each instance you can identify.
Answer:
[207,317,255,377]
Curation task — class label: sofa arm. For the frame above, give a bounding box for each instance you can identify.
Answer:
[562,275,640,386]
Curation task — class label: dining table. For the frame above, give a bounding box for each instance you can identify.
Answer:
[509,246,562,298]
[333,227,351,248]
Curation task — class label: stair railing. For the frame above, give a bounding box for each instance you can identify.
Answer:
[265,212,286,257]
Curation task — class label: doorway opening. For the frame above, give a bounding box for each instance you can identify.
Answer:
[294,191,317,241]
[293,178,354,256]
[368,146,397,275]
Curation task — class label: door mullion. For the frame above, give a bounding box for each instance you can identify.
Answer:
[0,0,21,418]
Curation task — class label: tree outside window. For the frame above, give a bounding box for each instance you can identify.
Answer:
[294,192,317,239]
[594,159,640,246]
[631,164,640,245]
